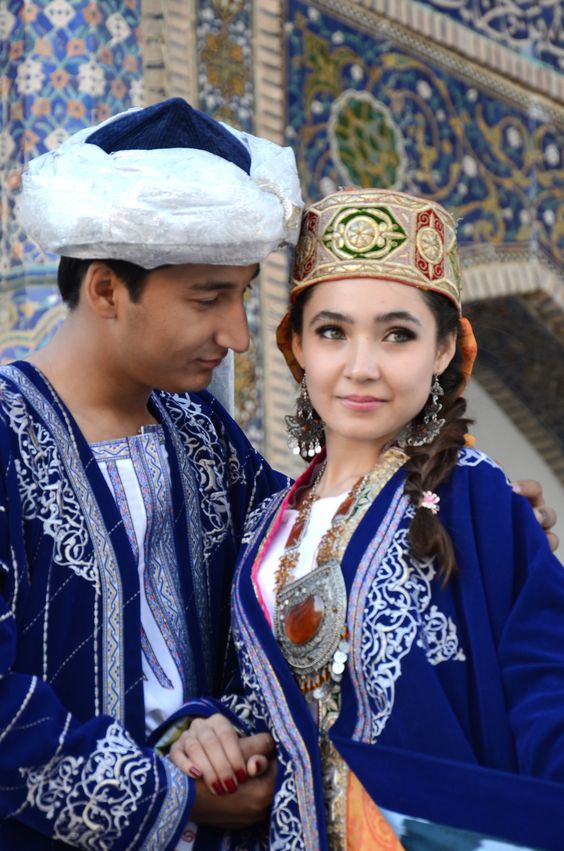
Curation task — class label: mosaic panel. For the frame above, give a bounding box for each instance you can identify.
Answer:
[196,0,253,126]
[415,0,564,73]
[0,282,66,362]
[1,0,143,287]
[196,0,264,447]
[285,0,563,283]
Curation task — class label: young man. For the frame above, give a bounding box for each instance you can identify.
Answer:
[0,99,302,849]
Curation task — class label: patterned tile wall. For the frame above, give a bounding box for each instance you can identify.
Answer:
[414,0,564,71]
[0,0,142,360]
[285,0,563,286]
[195,0,264,448]
[259,0,563,473]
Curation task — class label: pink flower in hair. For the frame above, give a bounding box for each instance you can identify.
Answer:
[420,491,440,514]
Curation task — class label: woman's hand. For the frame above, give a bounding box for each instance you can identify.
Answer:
[169,713,275,795]
[514,479,559,552]
[190,758,277,829]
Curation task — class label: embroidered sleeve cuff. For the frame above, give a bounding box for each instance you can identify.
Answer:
[141,757,194,851]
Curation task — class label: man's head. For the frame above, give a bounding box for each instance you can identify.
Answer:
[19,98,303,392]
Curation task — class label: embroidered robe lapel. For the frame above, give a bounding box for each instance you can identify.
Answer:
[235,493,330,851]
[7,362,151,737]
[151,395,211,698]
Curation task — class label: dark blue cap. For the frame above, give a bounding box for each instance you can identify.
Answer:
[86,97,251,175]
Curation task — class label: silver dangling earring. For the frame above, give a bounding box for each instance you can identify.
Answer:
[285,375,324,460]
[398,374,445,447]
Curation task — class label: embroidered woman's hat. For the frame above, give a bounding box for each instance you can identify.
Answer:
[18,98,303,268]
[277,188,477,385]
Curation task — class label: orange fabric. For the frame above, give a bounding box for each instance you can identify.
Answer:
[458,316,478,391]
[458,316,478,447]
[346,770,405,850]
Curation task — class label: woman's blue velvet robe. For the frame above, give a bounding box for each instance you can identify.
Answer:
[188,448,564,850]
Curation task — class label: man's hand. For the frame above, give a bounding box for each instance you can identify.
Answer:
[190,757,276,830]
[514,479,559,552]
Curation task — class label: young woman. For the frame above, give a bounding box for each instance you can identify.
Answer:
[166,190,564,850]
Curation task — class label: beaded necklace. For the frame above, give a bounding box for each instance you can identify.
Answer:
[274,462,370,696]
[274,448,408,699]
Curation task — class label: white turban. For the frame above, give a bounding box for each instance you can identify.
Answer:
[18,99,303,268]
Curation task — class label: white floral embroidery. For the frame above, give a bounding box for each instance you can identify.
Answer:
[236,645,304,848]
[1,369,128,719]
[234,633,273,728]
[233,623,308,849]
[23,722,152,849]
[405,502,417,519]
[162,393,245,561]
[269,762,305,850]
[241,492,285,546]
[418,605,466,664]
[457,447,510,483]
[361,529,464,741]
[0,381,99,588]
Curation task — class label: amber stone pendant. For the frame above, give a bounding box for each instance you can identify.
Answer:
[284,594,325,645]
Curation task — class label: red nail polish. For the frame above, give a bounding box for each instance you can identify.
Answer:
[211,781,223,795]
[224,778,237,794]
[188,766,202,779]
[235,768,247,784]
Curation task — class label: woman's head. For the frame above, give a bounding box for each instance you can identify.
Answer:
[277,188,465,385]
[280,189,473,456]
[281,189,475,580]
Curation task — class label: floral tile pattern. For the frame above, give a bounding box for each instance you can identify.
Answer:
[1,0,142,286]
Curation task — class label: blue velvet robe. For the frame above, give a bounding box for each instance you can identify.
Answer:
[188,448,564,850]
[0,361,287,850]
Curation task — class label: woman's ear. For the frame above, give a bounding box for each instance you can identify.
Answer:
[82,262,120,319]
[435,330,457,376]
[290,332,305,370]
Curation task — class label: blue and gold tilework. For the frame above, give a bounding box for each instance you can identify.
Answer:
[285,0,563,281]
[0,0,142,372]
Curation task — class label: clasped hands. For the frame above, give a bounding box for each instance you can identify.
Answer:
[171,714,275,831]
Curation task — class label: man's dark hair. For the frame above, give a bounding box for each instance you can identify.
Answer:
[57,257,149,309]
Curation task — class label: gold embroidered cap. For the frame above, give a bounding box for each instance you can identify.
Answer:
[277,189,467,383]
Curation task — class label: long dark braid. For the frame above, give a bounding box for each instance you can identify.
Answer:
[403,291,473,583]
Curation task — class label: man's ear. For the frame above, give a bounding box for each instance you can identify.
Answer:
[435,330,457,376]
[290,332,305,370]
[82,262,121,318]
